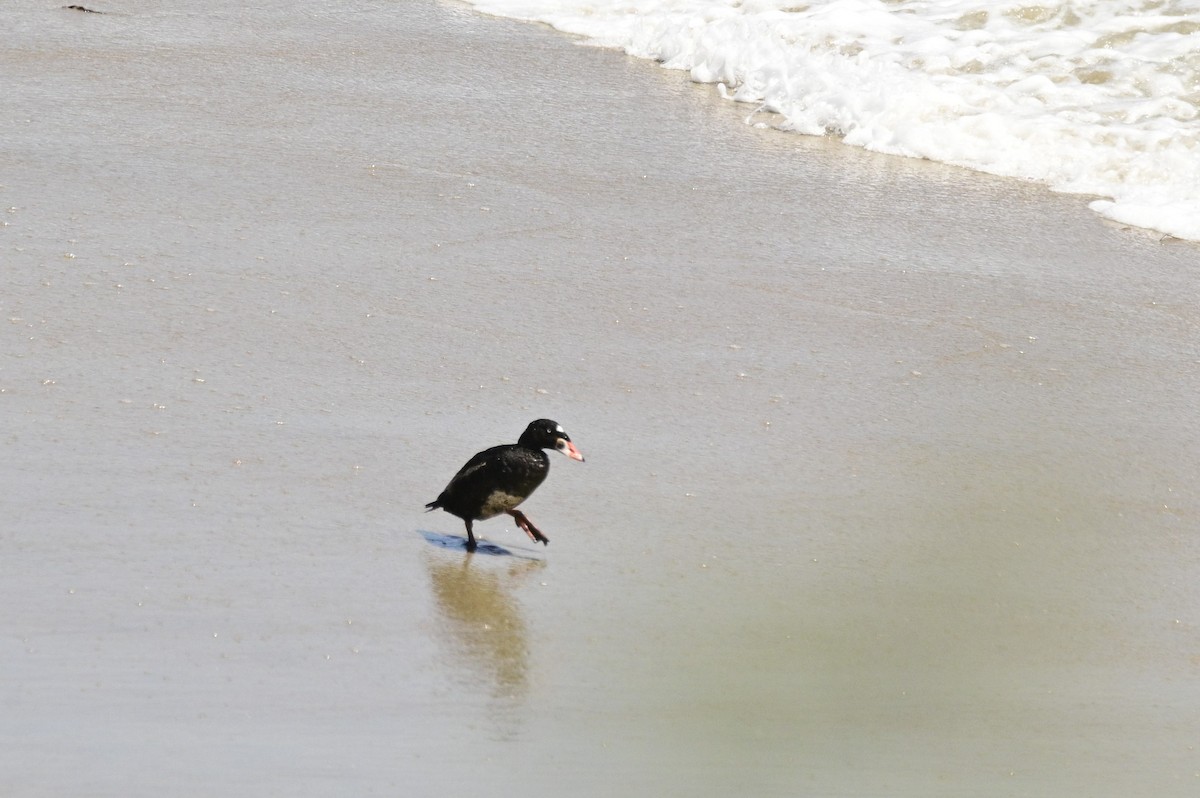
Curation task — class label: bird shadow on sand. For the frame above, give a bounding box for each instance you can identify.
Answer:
[418,530,544,560]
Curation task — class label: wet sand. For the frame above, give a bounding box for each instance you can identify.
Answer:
[3,1,1199,796]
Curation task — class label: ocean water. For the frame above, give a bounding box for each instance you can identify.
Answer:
[464,0,1200,242]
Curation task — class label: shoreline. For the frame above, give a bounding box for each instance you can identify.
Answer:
[460,0,1200,243]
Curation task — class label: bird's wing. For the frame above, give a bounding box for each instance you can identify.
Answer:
[444,445,508,489]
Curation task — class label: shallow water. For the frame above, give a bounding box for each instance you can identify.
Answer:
[466,0,1200,241]
[3,1,1199,796]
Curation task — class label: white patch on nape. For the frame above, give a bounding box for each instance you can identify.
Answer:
[479,490,523,519]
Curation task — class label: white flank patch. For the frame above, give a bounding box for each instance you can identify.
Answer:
[479,490,524,519]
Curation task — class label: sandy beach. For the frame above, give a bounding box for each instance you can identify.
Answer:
[4,1,1199,795]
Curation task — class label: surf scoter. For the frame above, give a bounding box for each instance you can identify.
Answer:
[425,419,584,551]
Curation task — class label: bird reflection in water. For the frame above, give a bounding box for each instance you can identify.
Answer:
[425,547,545,735]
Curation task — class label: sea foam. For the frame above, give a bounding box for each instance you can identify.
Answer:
[465,0,1200,242]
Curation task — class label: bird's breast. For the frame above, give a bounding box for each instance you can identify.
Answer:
[477,489,526,520]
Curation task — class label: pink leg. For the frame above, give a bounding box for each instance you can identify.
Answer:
[506,509,549,546]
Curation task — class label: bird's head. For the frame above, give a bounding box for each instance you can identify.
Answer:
[520,419,584,461]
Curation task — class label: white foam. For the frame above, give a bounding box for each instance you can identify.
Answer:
[465,0,1200,242]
